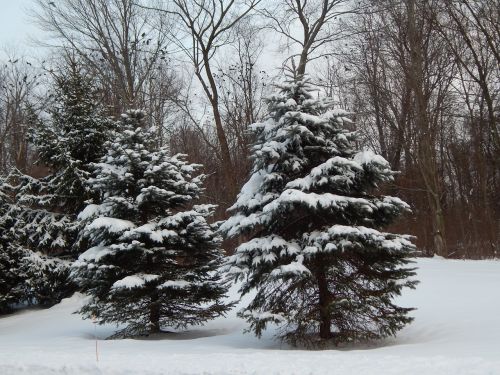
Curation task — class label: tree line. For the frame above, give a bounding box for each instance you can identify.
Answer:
[0,0,500,270]
[1,0,496,258]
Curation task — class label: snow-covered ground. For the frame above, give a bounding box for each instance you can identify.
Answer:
[0,257,499,375]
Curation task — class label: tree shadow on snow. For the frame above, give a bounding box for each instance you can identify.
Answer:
[131,328,234,341]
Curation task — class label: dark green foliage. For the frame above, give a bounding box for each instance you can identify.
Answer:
[9,60,114,257]
[221,77,418,346]
[0,180,26,313]
[0,174,78,311]
[0,245,25,314]
[72,110,231,338]
[28,60,115,224]
[0,61,113,310]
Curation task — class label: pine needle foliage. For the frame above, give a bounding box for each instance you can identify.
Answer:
[221,77,418,347]
[73,110,232,338]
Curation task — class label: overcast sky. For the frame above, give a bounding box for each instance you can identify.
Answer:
[0,0,289,73]
[0,0,41,54]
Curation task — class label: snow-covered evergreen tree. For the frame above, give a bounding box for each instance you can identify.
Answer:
[0,174,27,313]
[0,173,79,309]
[0,240,26,314]
[72,110,231,338]
[220,77,418,346]
[18,61,114,256]
[0,61,113,306]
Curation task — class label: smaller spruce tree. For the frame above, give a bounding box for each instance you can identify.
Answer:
[72,110,231,338]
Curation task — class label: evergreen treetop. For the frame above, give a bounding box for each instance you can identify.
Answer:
[30,60,114,213]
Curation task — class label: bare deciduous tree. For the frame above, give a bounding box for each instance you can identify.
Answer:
[216,21,268,183]
[33,0,172,112]
[262,0,354,76]
[145,0,262,196]
[0,55,41,174]
[433,0,499,157]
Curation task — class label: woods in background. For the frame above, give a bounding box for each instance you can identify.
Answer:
[0,0,498,259]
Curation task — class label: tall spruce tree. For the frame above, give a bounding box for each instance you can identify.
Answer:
[0,60,113,306]
[72,110,231,338]
[20,61,114,255]
[220,77,418,346]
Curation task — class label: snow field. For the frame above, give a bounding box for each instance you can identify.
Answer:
[0,257,499,375]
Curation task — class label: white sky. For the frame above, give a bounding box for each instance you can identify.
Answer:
[0,0,40,54]
[0,0,301,75]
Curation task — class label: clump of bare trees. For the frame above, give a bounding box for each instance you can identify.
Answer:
[0,0,497,258]
[0,56,43,175]
[329,0,498,257]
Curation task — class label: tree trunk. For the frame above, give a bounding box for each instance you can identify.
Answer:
[316,264,332,339]
[198,53,236,199]
[296,47,310,78]
[149,294,161,334]
[407,0,447,256]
